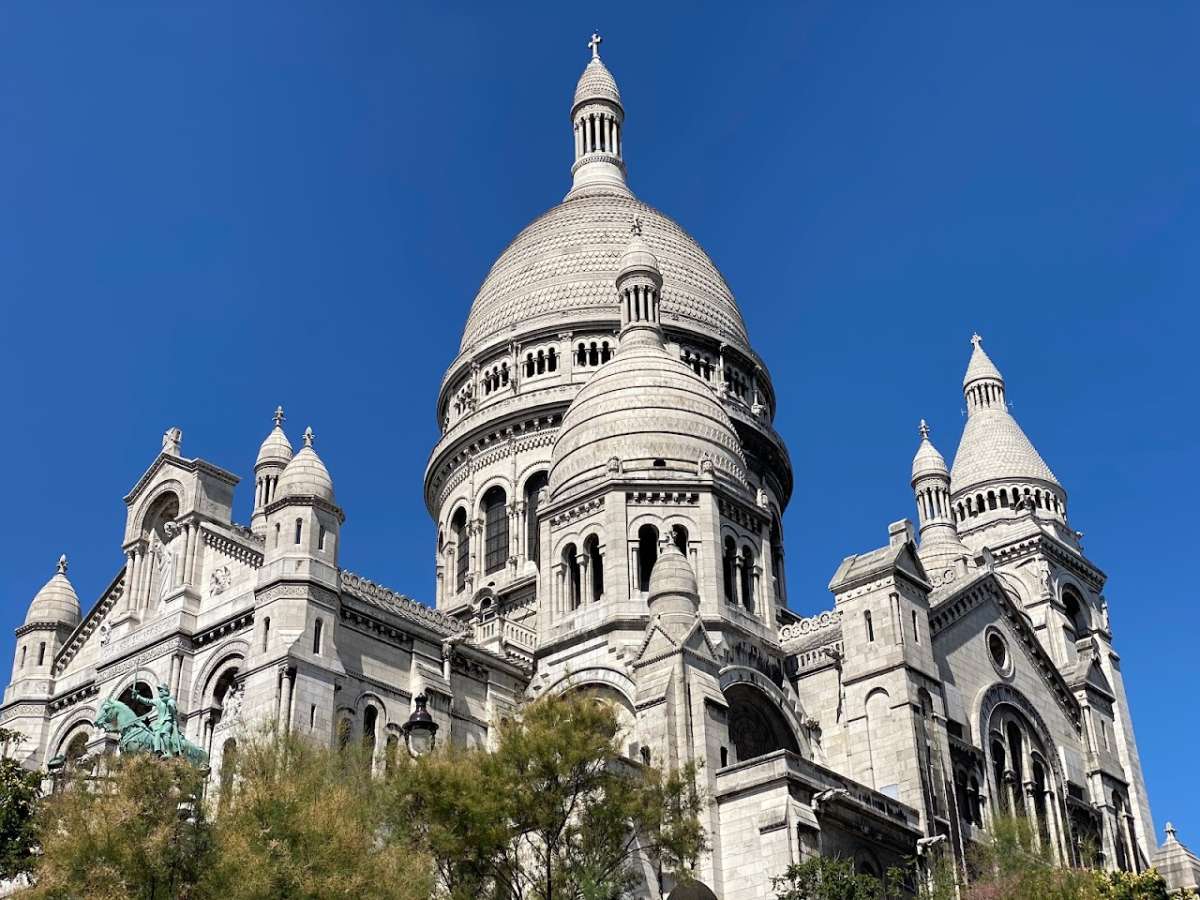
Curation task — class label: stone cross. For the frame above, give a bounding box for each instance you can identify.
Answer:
[303,426,314,448]
[274,405,285,427]
[970,332,983,349]
[57,554,68,575]
[588,32,602,59]
[918,419,930,439]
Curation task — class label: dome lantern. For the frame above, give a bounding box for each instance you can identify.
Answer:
[567,33,631,199]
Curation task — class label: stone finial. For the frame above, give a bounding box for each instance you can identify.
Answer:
[919,419,930,439]
[56,554,68,576]
[970,332,983,349]
[273,405,285,427]
[588,32,602,60]
[1166,822,1178,842]
[161,426,183,456]
[303,426,314,448]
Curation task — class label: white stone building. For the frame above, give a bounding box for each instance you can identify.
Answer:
[3,36,1179,898]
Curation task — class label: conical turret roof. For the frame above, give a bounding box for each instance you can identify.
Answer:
[912,420,949,482]
[256,406,294,468]
[276,427,335,503]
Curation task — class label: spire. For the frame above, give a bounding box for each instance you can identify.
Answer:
[57,554,67,576]
[274,405,285,427]
[963,332,1006,416]
[303,426,314,448]
[567,34,630,199]
[616,218,663,344]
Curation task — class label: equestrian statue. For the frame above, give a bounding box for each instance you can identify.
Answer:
[94,683,208,767]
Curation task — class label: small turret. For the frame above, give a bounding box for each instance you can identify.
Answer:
[616,218,664,342]
[10,554,80,690]
[252,406,294,536]
[911,421,971,580]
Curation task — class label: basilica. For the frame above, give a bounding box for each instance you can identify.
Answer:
[3,37,1190,898]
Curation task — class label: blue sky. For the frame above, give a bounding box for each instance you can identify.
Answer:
[1,2,1197,841]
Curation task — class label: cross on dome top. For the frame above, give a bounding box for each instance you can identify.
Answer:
[588,32,602,59]
[57,554,68,575]
[970,332,983,349]
[303,426,314,448]
[919,419,930,439]
[273,405,285,427]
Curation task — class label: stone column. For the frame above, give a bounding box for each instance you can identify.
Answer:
[125,550,139,613]
[184,523,198,586]
[138,546,153,611]
[733,556,745,608]
[278,667,294,735]
[578,552,590,606]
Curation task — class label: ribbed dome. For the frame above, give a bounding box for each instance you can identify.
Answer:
[549,333,745,501]
[573,57,621,109]
[458,194,750,353]
[25,555,81,628]
[256,425,293,468]
[276,428,335,503]
[912,421,949,482]
[951,410,1060,491]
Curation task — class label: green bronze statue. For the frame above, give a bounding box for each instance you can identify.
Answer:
[94,683,208,766]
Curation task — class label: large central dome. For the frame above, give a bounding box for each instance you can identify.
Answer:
[458,193,750,353]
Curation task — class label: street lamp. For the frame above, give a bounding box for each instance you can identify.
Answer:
[402,693,438,757]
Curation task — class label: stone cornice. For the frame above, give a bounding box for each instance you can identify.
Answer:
[202,524,264,568]
[264,494,345,524]
[991,532,1106,590]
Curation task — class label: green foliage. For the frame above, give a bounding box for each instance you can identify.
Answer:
[0,728,42,879]
[390,692,707,900]
[772,854,887,900]
[202,730,432,900]
[29,753,212,900]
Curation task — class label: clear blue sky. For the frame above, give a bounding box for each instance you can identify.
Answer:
[1,2,1196,842]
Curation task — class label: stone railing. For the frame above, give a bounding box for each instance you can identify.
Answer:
[778,609,842,645]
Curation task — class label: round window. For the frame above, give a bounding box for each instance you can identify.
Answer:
[988,631,1011,674]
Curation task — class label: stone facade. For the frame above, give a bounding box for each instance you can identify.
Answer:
[2,36,1175,898]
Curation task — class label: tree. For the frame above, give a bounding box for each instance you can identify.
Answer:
[771,855,887,900]
[0,728,41,880]
[390,692,707,899]
[202,730,432,900]
[29,753,213,900]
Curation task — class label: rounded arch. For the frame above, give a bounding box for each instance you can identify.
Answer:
[1060,583,1091,636]
[718,667,809,762]
[542,665,638,713]
[474,476,513,514]
[132,480,185,537]
[48,709,97,760]
[191,640,250,706]
[354,690,389,722]
[516,464,552,497]
[974,683,1069,792]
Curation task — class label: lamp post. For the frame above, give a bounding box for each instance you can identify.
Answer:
[402,693,439,757]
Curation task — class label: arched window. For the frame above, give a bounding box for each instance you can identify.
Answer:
[362,705,378,763]
[524,472,549,567]
[770,518,783,600]
[64,731,88,766]
[482,486,509,574]
[991,738,1009,812]
[1063,588,1088,639]
[452,507,469,593]
[988,491,997,510]
[318,525,327,551]
[1000,489,1009,507]
[563,543,581,610]
[18,646,25,669]
[547,348,557,372]
[864,610,875,642]
[585,535,603,603]
[118,682,153,718]
[294,518,303,544]
[588,342,599,366]
[262,616,271,652]
[672,526,688,554]
[722,537,736,604]
[576,343,587,366]
[1006,722,1026,814]
[636,525,658,592]
[600,341,612,363]
[740,546,755,614]
[313,618,323,655]
[37,643,45,667]
[526,353,535,378]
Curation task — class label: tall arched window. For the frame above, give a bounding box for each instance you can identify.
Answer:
[991,738,1009,813]
[524,472,549,567]
[313,618,324,655]
[740,546,755,614]
[482,486,509,574]
[637,525,658,592]
[585,535,603,602]
[672,526,688,554]
[362,705,378,765]
[563,543,581,610]
[722,537,736,603]
[1063,588,1088,641]
[452,507,469,593]
[262,617,271,652]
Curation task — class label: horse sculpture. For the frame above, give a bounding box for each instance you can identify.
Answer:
[94,696,208,767]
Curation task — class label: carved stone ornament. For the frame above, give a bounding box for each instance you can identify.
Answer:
[210,565,232,595]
